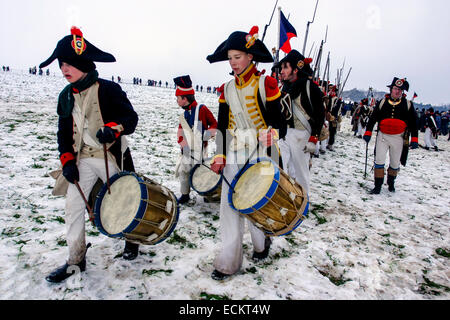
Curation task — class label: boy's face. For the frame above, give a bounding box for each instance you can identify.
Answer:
[176,95,189,107]
[227,50,253,76]
[60,62,87,83]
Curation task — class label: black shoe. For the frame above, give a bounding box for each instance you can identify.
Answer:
[434,146,439,151]
[424,146,430,150]
[211,269,231,281]
[177,194,190,204]
[388,185,395,192]
[252,237,272,261]
[123,241,139,260]
[370,186,381,194]
[46,259,86,283]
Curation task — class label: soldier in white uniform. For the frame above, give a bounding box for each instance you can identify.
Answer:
[206,26,287,280]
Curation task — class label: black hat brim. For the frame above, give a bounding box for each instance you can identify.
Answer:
[206,31,273,64]
[39,35,115,69]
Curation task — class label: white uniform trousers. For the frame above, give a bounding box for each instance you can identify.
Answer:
[357,122,366,137]
[278,128,311,194]
[213,151,266,276]
[424,128,437,148]
[374,131,403,170]
[65,157,118,264]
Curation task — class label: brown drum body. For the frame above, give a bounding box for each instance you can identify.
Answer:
[229,159,309,236]
[94,172,179,245]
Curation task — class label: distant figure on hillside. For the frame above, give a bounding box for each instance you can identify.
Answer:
[440,111,448,136]
[423,107,439,151]
[363,77,418,194]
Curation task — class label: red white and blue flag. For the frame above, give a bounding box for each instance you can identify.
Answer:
[279,10,297,53]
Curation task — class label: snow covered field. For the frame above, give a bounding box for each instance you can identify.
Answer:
[0,70,448,300]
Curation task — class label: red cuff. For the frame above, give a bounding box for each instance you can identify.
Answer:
[308,136,318,144]
[364,131,372,137]
[104,122,121,138]
[410,137,418,143]
[60,152,75,167]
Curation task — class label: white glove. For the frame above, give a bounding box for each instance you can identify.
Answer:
[304,142,317,154]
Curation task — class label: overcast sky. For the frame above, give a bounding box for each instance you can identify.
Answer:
[1,0,449,105]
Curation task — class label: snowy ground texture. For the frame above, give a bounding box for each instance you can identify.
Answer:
[0,70,449,300]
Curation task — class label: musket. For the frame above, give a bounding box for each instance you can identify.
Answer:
[313,40,323,81]
[364,142,369,179]
[302,0,319,54]
[307,41,315,58]
[261,0,279,43]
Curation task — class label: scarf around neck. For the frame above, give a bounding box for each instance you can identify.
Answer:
[57,70,99,118]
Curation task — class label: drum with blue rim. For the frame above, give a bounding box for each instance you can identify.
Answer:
[228,158,308,236]
[94,172,179,245]
[189,163,222,202]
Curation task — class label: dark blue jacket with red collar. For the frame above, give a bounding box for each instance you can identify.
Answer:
[57,78,138,170]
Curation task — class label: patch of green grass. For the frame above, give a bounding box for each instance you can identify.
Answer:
[310,203,327,224]
[56,238,67,246]
[166,230,197,249]
[1,227,23,237]
[51,216,65,224]
[32,216,45,224]
[418,276,450,296]
[200,292,230,300]
[246,267,257,274]
[142,269,173,276]
[318,270,351,286]
[435,248,450,258]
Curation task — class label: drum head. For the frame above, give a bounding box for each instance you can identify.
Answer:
[94,172,147,237]
[189,164,222,195]
[229,158,280,214]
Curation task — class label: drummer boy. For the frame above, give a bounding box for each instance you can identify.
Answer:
[40,27,140,283]
[174,75,217,204]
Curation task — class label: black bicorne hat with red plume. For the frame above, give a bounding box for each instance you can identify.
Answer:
[274,49,313,77]
[206,26,273,63]
[387,77,409,92]
[39,27,116,72]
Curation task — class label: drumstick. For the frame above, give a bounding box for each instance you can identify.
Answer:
[103,144,111,194]
[74,180,95,223]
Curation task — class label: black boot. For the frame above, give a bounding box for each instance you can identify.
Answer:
[387,175,396,192]
[123,241,139,260]
[252,237,272,261]
[211,269,231,281]
[46,258,86,283]
[177,194,190,204]
[370,177,384,194]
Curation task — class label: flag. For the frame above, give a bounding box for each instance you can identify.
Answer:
[413,92,418,99]
[279,10,297,54]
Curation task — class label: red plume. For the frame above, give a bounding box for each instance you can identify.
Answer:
[249,26,259,36]
[304,58,313,64]
[71,26,83,37]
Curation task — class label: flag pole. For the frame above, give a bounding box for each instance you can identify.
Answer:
[276,6,281,63]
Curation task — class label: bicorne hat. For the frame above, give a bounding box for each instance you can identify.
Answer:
[39,27,116,72]
[274,50,313,77]
[387,77,409,92]
[206,26,273,63]
[174,75,195,96]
